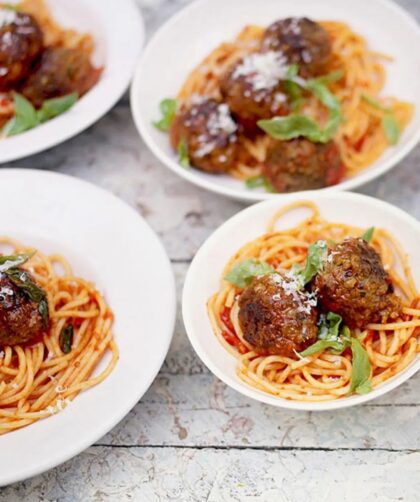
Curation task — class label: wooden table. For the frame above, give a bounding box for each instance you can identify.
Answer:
[1,0,419,499]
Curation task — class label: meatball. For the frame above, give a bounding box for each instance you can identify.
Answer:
[0,9,43,91]
[262,138,345,193]
[238,273,318,356]
[0,270,48,346]
[262,17,331,77]
[313,238,401,329]
[220,51,289,134]
[21,46,102,107]
[170,98,239,173]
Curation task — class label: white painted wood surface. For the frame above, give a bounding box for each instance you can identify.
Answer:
[1,0,420,499]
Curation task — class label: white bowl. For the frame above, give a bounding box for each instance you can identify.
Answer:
[0,169,176,485]
[0,0,144,163]
[183,191,420,410]
[131,0,420,202]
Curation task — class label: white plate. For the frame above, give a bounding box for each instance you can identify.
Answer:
[0,0,144,163]
[131,0,420,202]
[183,191,420,410]
[0,169,176,485]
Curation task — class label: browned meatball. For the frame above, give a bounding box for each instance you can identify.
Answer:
[0,270,48,346]
[21,46,102,107]
[313,238,401,329]
[170,98,240,173]
[262,138,345,192]
[0,9,43,91]
[262,17,331,77]
[238,273,318,356]
[220,51,289,134]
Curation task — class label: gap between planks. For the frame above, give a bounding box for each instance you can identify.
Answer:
[92,444,419,453]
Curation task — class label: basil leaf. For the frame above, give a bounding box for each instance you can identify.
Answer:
[300,339,345,357]
[6,269,46,302]
[258,115,324,142]
[2,3,18,10]
[301,314,351,357]
[3,93,38,136]
[311,71,343,85]
[38,298,49,329]
[284,64,303,111]
[0,252,35,272]
[225,259,275,288]
[349,338,372,395]
[59,325,74,354]
[362,94,388,113]
[245,175,275,192]
[36,93,78,123]
[177,138,190,168]
[286,65,299,78]
[306,78,342,139]
[153,98,177,132]
[362,95,400,145]
[382,114,400,145]
[2,92,78,137]
[296,240,328,285]
[355,379,372,395]
[259,76,342,143]
[361,227,375,243]
[318,312,342,340]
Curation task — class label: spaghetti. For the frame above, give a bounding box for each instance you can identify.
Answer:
[177,22,413,180]
[0,238,118,433]
[208,201,420,402]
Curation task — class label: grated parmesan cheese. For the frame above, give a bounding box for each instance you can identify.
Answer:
[270,272,317,315]
[0,8,17,28]
[195,103,237,158]
[232,51,289,91]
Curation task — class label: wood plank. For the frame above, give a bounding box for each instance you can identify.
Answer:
[99,372,420,450]
[2,446,418,501]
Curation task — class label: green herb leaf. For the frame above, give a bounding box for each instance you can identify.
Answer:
[300,339,345,357]
[311,70,343,85]
[362,94,389,113]
[349,338,372,395]
[258,115,324,142]
[225,259,275,288]
[36,93,78,123]
[286,65,299,78]
[300,314,351,357]
[38,298,49,329]
[362,95,400,146]
[318,312,343,340]
[296,240,328,286]
[59,325,74,354]
[3,93,38,136]
[0,252,35,272]
[5,268,49,328]
[245,175,275,192]
[259,76,342,143]
[6,269,45,302]
[3,92,78,137]
[284,65,303,111]
[153,98,177,132]
[361,227,375,243]
[1,3,18,11]
[177,138,190,168]
[382,114,400,145]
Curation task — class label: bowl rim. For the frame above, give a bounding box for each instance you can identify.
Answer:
[0,168,177,485]
[182,190,420,410]
[130,0,420,202]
